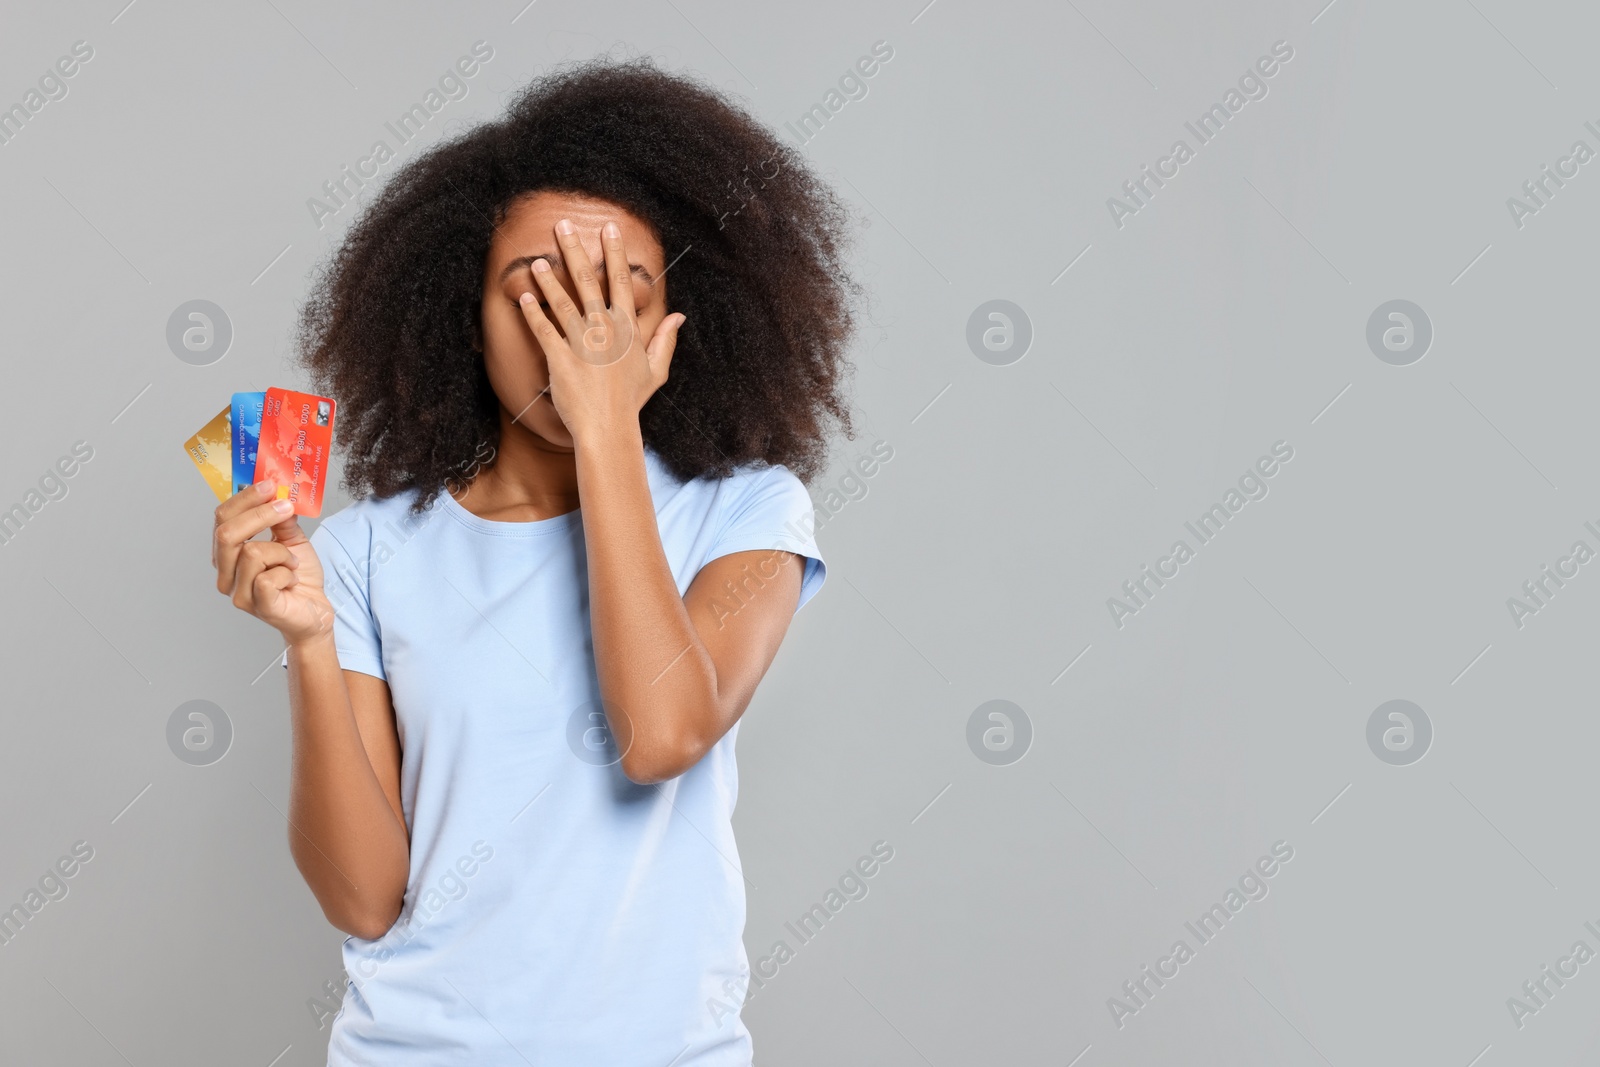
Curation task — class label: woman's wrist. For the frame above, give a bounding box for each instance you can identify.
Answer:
[572,415,644,458]
[286,628,339,662]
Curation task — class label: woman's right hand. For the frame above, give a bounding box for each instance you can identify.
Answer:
[214,480,334,646]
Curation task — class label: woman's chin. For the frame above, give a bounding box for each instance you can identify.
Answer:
[507,407,576,451]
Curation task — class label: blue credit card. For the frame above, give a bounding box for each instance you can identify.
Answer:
[230,391,265,494]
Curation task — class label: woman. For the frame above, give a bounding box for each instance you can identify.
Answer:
[211,56,860,1065]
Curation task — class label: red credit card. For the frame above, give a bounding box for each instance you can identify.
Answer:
[253,388,335,516]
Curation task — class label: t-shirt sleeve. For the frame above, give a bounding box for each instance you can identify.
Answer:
[704,464,826,612]
[278,517,387,679]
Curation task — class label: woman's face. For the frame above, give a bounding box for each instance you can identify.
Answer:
[479,190,669,448]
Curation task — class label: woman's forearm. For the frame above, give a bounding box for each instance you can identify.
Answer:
[574,422,721,783]
[285,634,411,938]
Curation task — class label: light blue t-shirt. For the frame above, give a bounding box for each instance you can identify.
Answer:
[291,447,824,1066]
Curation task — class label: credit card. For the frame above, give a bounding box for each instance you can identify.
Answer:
[231,391,265,495]
[183,405,233,502]
[253,387,336,517]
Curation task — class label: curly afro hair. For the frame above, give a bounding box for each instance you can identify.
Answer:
[297,54,863,514]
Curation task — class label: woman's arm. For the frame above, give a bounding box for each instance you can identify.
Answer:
[574,424,804,784]
[519,219,807,784]
[214,482,410,938]
[285,645,410,938]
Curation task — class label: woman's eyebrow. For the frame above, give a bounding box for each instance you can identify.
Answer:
[497,252,656,289]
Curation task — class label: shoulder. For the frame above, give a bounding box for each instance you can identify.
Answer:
[717,461,810,518]
[643,447,818,562]
[310,489,427,566]
[719,457,807,495]
[684,457,827,609]
[706,460,817,556]
[646,448,808,523]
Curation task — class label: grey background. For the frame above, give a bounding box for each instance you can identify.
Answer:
[1,0,1596,1063]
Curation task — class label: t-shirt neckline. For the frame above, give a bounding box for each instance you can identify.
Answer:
[438,486,582,537]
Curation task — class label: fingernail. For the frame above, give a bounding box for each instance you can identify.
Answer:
[555,218,575,235]
[255,479,273,494]
[603,221,620,238]
[520,291,535,305]
[532,259,550,274]
[272,499,293,514]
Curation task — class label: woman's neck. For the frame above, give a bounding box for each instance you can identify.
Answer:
[451,410,581,522]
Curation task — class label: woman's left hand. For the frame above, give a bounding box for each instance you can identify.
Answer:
[517,217,685,443]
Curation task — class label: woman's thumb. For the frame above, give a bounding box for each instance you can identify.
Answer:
[647,313,685,376]
[272,513,310,547]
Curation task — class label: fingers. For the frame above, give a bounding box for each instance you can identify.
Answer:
[514,219,649,374]
[525,257,584,342]
[554,218,606,317]
[270,512,311,549]
[215,495,295,594]
[249,564,300,624]
[214,479,276,526]
[232,540,299,609]
[601,220,636,320]
[645,313,686,386]
[213,479,276,571]
[518,284,573,363]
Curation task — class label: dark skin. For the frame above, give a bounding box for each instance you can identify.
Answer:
[212,190,805,939]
